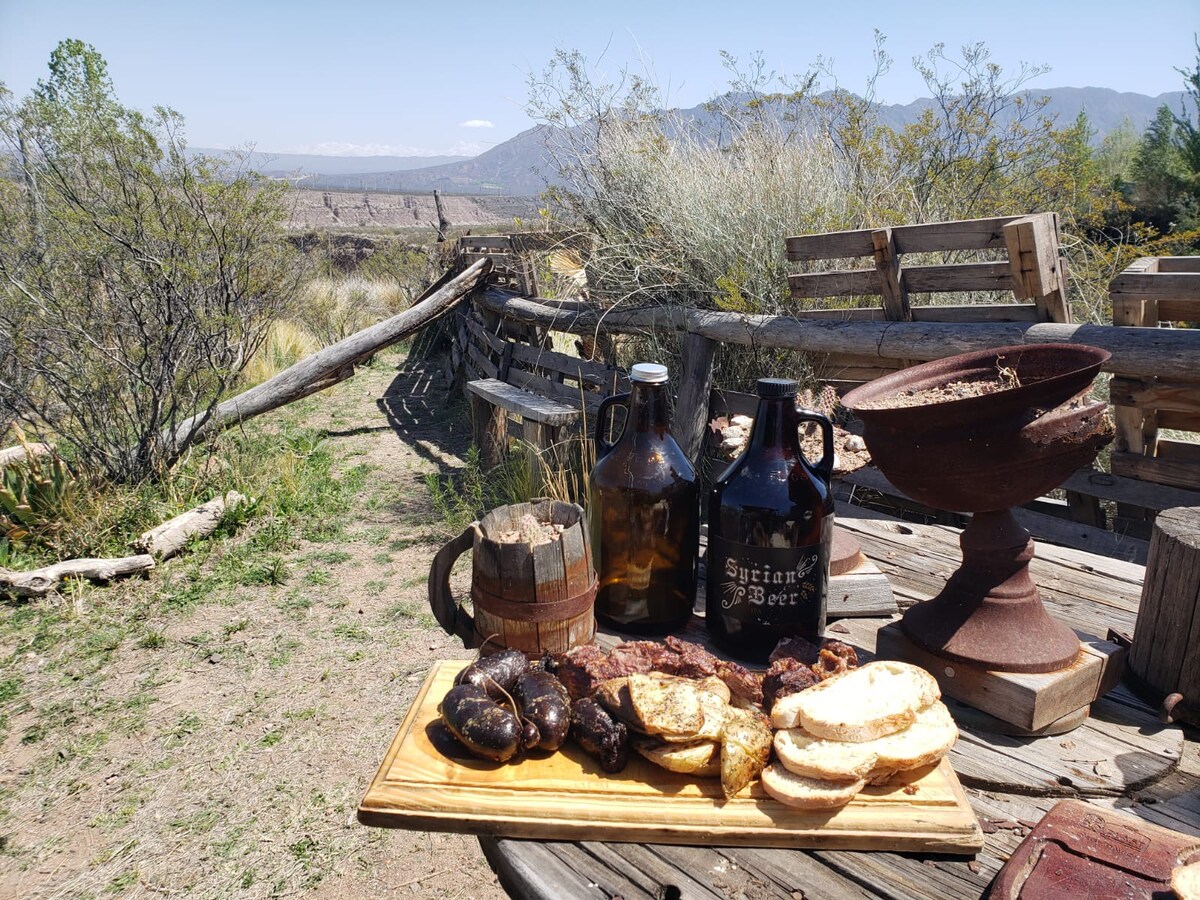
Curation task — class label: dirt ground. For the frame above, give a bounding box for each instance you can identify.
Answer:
[0,351,509,899]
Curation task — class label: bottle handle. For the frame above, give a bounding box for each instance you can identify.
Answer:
[796,408,835,483]
[594,392,630,457]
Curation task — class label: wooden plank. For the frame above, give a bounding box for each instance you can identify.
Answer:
[872,228,911,321]
[785,215,1024,261]
[507,341,617,386]
[1109,376,1200,414]
[1110,272,1200,301]
[466,341,498,379]
[789,262,1013,299]
[507,368,604,416]
[912,304,1040,323]
[464,315,505,355]
[1155,297,1200,322]
[1158,409,1200,433]
[459,235,514,250]
[1060,467,1200,513]
[1112,450,1200,492]
[359,662,984,853]
[466,378,579,426]
[675,333,718,462]
[1155,256,1200,273]
[1158,437,1200,462]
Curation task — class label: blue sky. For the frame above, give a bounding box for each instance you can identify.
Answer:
[1,0,1196,157]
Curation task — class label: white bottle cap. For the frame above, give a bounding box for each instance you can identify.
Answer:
[630,363,669,383]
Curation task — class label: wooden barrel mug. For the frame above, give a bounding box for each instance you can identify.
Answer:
[427,499,597,656]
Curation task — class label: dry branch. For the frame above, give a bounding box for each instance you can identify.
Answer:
[164,257,491,450]
[0,442,53,468]
[135,490,247,559]
[0,555,155,599]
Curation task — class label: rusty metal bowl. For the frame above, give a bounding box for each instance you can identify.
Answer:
[841,344,1113,674]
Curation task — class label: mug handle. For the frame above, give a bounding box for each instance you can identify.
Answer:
[796,409,835,483]
[427,522,478,646]
[594,392,630,457]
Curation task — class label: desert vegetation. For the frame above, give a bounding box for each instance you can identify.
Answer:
[0,30,1198,900]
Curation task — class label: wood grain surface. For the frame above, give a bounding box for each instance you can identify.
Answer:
[358,661,984,854]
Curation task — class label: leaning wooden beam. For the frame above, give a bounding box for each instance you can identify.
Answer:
[135,491,247,560]
[166,258,492,450]
[0,555,155,599]
[477,290,1200,380]
[0,442,52,468]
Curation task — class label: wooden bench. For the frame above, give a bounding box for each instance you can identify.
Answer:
[454,293,627,484]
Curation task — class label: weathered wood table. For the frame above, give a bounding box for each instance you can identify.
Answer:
[479,506,1199,900]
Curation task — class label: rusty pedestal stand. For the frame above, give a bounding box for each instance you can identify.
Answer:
[844,345,1122,731]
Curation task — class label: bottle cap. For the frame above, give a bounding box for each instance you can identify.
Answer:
[630,363,669,384]
[757,378,799,398]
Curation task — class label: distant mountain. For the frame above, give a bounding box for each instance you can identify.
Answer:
[190,148,469,177]
[233,87,1191,198]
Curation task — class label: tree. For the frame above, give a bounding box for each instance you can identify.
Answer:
[0,40,303,482]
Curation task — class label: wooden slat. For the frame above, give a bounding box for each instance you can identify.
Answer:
[872,227,910,321]
[1158,409,1200,433]
[1110,272,1200,301]
[912,304,1040,323]
[507,368,604,415]
[508,232,592,254]
[466,378,579,425]
[1060,468,1200,513]
[1157,437,1200,462]
[466,342,498,379]
[1111,450,1200,492]
[1155,256,1200,273]
[1109,376,1200,414]
[785,215,1027,261]
[459,235,514,250]
[789,262,1013,299]
[507,342,616,387]
[1156,297,1200,322]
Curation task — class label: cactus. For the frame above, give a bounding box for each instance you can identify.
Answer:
[0,428,77,546]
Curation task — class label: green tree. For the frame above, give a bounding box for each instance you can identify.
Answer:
[0,40,303,482]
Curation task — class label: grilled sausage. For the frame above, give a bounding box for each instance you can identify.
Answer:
[570,697,629,773]
[439,683,522,762]
[513,669,571,752]
[455,649,528,699]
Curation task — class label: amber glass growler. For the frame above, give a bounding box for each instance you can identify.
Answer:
[589,363,700,634]
[706,378,835,662]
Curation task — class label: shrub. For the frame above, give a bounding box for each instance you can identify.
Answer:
[0,41,304,482]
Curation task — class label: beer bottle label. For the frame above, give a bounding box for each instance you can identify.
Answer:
[707,535,827,625]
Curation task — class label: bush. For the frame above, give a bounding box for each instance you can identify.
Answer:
[0,41,304,482]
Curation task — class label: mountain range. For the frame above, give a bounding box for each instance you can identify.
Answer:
[233,87,1190,198]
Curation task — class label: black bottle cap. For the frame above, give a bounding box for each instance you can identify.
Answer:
[756,378,799,398]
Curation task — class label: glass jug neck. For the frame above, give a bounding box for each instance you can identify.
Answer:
[629,381,672,434]
[748,396,802,453]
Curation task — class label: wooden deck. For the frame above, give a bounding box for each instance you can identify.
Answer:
[479,508,1198,900]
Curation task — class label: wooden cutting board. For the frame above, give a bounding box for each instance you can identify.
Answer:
[358,661,985,854]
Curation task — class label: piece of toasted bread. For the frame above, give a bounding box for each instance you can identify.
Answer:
[659,687,730,743]
[627,673,705,737]
[633,736,721,776]
[720,707,773,798]
[759,763,865,810]
[1174,860,1200,899]
[770,660,940,742]
[774,701,957,783]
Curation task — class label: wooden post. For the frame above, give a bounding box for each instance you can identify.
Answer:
[871,228,910,322]
[1128,506,1200,726]
[434,190,449,243]
[675,333,718,462]
[1004,214,1070,323]
[1112,295,1157,456]
[471,393,507,468]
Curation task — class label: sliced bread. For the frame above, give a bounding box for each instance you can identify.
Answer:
[759,763,865,810]
[770,660,940,742]
[774,701,957,783]
[1174,860,1200,900]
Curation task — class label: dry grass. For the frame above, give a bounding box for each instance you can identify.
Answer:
[0,349,506,899]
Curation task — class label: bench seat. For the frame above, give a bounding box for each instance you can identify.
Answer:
[465,378,579,426]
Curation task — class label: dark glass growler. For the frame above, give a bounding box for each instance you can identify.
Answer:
[589,363,700,634]
[705,378,835,662]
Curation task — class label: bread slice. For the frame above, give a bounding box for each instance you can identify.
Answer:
[759,763,865,810]
[774,701,957,783]
[770,660,940,742]
[633,736,721,776]
[1174,860,1200,900]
